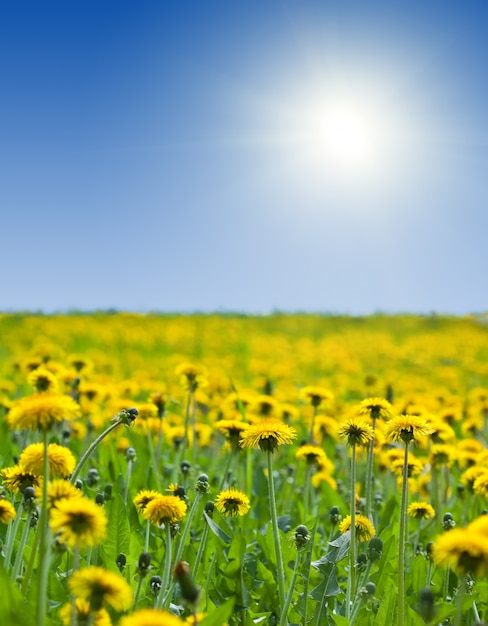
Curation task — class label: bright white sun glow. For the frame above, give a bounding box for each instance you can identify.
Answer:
[319,102,379,167]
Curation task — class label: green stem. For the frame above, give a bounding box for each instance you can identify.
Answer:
[173,492,202,566]
[314,562,336,626]
[217,449,236,492]
[20,519,41,595]
[267,450,286,611]
[70,420,122,484]
[182,389,193,461]
[157,524,173,609]
[301,520,317,626]
[303,465,311,522]
[346,443,357,619]
[309,405,318,442]
[4,499,22,571]
[454,575,466,626]
[398,441,410,626]
[279,550,303,626]
[11,506,33,581]
[123,458,133,504]
[132,575,144,611]
[364,416,377,518]
[37,430,51,626]
[193,523,209,580]
[144,520,151,553]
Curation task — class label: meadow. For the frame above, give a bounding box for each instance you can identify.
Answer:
[1,312,488,626]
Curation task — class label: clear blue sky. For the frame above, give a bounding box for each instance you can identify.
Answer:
[1,1,486,314]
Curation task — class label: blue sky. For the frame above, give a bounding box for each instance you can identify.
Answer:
[1,1,486,314]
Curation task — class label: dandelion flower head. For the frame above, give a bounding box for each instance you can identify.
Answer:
[19,442,76,478]
[339,514,376,542]
[68,566,132,611]
[7,392,81,431]
[50,497,108,548]
[142,495,188,526]
[337,418,374,447]
[215,488,251,517]
[239,420,297,453]
[119,608,184,626]
[384,414,435,444]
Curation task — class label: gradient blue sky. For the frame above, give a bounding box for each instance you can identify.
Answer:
[1,1,486,314]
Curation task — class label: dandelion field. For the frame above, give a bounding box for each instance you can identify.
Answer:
[1,312,488,626]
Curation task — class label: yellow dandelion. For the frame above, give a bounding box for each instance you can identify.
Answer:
[1,465,42,494]
[47,479,83,510]
[429,443,457,468]
[214,488,251,517]
[384,415,435,444]
[69,566,132,611]
[339,514,376,542]
[434,527,488,576]
[311,471,337,491]
[299,386,334,408]
[59,598,111,626]
[473,472,488,499]
[461,466,488,492]
[295,444,328,467]
[390,456,424,478]
[0,499,16,524]
[142,495,188,526]
[7,392,81,431]
[357,397,392,420]
[27,366,59,393]
[239,420,297,453]
[19,442,76,478]
[337,418,374,447]
[215,419,249,447]
[313,415,340,442]
[50,497,108,548]
[133,489,163,513]
[119,608,184,626]
[407,502,435,520]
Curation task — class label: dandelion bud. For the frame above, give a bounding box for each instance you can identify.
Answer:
[86,468,100,488]
[181,460,191,475]
[204,501,215,519]
[357,553,367,572]
[416,587,436,623]
[150,575,162,596]
[442,512,456,530]
[364,582,376,597]
[294,525,310,549]
[23,486,36,504]
[116,553,127,572]
[195,474,210,494]
[95,493,105,506]
[75,479,83,490]
[125,447,137,462]
[173,560,200,605]
[117,407,138,426]
[374,493,383,510]
[103,484,113,500]
[367,537,383,562]
[138,551,151,576]
[329,505,341,526]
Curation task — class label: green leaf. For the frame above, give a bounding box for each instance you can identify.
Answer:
[204,511,233,544]
[310,562,341,600]
[312,532,350,566]
[374,574,397,624]
[98,495,131,571]
[199,598,235,626]
[0,564,35,626]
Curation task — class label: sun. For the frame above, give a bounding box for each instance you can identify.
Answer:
[318,102,378,167]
